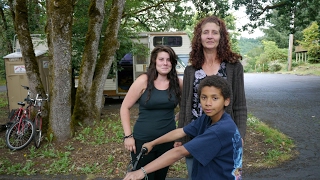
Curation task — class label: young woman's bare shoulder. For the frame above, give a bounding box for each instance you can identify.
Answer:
[131,74,148,88]
[135,74,148,83]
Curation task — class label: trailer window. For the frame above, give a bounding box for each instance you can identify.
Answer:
[153,36,182,47]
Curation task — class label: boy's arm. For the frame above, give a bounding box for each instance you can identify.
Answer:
[123,146,189,180]
[143,128,186,152]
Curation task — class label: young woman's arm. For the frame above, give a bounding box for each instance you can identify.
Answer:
[120,74,147,154]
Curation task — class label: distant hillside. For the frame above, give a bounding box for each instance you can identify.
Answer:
[238,37,262,56]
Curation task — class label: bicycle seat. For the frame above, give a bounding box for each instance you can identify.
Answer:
[17,102,26,106]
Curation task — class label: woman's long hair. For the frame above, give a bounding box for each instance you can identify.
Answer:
[145,45,181,104]
[190,15,242,69]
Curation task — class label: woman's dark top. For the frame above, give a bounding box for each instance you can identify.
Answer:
[133,87,178,142]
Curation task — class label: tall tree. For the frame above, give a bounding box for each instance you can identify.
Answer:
[188,0,230,19]
[297,22,320,63]
[233,0,320,42]
[13,0,47,115]
[121,0,193,32]
[0,1,14,78]
[72,0,125,126]
[0,1,14,55]
[262,10,293,49]
[45,0,74,140]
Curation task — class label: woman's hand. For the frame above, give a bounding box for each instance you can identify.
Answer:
[124,137,136,154]
[174,142,182,148]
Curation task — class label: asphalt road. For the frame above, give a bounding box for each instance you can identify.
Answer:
[243,73,320,180]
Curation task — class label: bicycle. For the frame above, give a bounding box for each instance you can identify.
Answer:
[5,85,34,132]
[33,93,48,148]
[5,86,35,150]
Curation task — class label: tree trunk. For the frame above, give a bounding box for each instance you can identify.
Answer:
[14,0,49,130]
[15,0,44,93]
[72,0,126,125]
[72,0,106,126]
[46,0,74,141]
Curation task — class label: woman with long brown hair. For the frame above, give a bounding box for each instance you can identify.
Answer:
[176,15,247,179]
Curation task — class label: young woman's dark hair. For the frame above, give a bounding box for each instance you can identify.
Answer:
[190,15,242,69]
[145,45,181,103]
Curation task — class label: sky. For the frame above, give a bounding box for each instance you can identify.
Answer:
[230,6,265,38]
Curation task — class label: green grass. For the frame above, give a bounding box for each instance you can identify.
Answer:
[0,92,8,108]
[0,78,6,86]
[247,114,297,168]
[279,62,320,76]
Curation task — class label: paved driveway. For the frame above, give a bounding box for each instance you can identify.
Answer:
[243,73,320,179]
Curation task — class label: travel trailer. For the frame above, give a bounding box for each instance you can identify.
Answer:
[103,31,191,97]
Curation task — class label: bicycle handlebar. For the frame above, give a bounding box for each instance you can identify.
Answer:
[21,85,49,104]
[35,94,49,101]
[140,147,148,155]
[21,85,29,90]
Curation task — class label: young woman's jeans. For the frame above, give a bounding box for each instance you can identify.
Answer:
[186,156,193,180]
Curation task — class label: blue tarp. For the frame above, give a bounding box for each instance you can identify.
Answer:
[119,53,133,65]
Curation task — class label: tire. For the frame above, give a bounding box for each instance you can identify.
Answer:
[5,118,35,150]
[34,115,42,148]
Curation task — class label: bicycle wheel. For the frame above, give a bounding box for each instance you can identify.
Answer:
[34,115,42,148]
[5,118,35,150]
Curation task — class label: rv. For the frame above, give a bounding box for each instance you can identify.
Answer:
[104,31,191,97]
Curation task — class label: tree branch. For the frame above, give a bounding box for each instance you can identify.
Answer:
[257,1,291,17]
[122,0,179,18]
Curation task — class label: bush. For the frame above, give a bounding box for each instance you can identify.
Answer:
[308,56,320,64]
[291,61,300,68]
[268,61,282,72]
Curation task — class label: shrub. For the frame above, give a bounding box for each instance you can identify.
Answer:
[268,61,282,72]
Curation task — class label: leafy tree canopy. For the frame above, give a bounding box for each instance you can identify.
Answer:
[232,0,320,36]
[297,22,320,63]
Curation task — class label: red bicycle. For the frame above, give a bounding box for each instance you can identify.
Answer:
[5,86,35,150]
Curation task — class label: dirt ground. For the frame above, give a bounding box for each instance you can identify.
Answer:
[0,98,283,179]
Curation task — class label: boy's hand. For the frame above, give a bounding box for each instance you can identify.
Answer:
[123,169,144,180]
[142,142,153,154]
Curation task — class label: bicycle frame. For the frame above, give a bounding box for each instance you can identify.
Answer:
[33,93,48,148]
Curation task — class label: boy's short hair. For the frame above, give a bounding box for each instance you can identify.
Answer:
[198,75,231,99]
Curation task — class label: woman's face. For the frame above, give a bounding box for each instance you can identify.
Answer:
[201,22,221,50]
[155,51,172,76]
